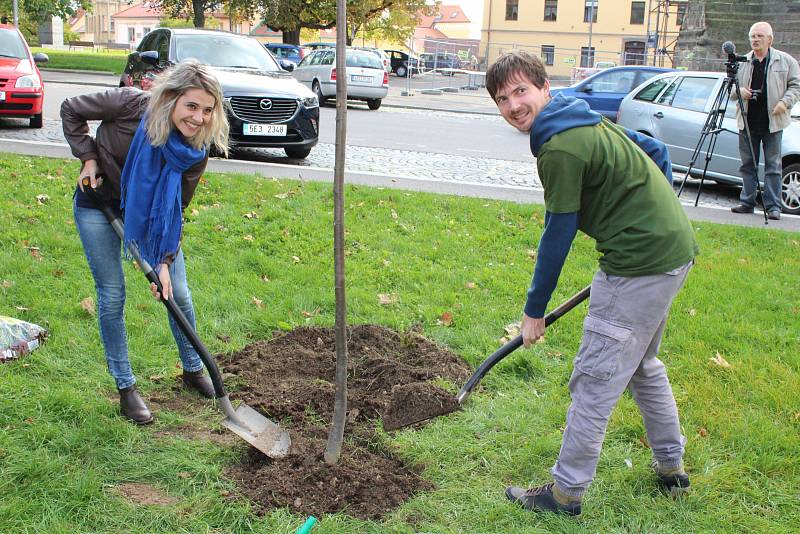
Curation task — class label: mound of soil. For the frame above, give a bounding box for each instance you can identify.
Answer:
[221,325,472,520]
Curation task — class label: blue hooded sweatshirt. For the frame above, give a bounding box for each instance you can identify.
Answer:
[524,94,673,318]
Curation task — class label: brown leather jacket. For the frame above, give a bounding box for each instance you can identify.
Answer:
[61,87,207,208]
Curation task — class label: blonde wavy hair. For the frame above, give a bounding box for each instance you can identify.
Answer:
[145,59,229,156]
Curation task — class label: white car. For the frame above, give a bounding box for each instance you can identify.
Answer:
[617,70,800,214]
[292,48,389,110]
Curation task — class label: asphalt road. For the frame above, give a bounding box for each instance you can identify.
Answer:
[1,69,797,231]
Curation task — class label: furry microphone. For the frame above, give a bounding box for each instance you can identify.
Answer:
[722,41,748,62]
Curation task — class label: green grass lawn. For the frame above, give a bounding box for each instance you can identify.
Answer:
[33,47,128,74]
[1,153,798,533]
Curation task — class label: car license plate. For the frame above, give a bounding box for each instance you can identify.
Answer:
[243,123,287,136]
[351,75,372,83]
[0,92,5,101]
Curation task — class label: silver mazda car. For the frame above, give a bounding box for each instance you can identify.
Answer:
[617,70,800,214]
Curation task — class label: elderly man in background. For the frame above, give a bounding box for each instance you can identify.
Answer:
[730,21,800,221]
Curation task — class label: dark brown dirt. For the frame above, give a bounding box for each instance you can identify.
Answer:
[382,382,460,431]
[220,324,472,520]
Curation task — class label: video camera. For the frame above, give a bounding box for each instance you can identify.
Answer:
[721,41,748,78]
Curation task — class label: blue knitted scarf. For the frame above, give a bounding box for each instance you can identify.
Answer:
[119,117,206,269]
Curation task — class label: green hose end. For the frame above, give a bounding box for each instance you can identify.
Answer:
[296,515,318,534]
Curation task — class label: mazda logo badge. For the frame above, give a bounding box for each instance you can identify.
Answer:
[259,99,273,110]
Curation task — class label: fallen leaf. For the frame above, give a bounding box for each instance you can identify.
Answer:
[301,308,320,318]
[382,259,391,267]
[698,427,709,438]
[260,275,271,282]
[15,306,28,312]
[710,352,731,368]
[624,458,633,469]
[52,269,64,277]
[638,435,650,449]
[177,472,191,479]
[274,192,291,199]
[688,308,697,316]
[292,255,301,263]
[216,334,231,343]
[378,293,399,305]
[243,211,258,219]
[36,194,49,204]
[1,280,11,288]
[437,311,454,326]
[526,249,537,259]
[80,297,96,315]
[149,374,164,382]
[503,322,521,336]
[391,209,398,220]
[252,297,263,309]
[28,247,42,260]
[243,234,254,241]
[190,209,199,216]
[465,282,477,289]
[214,224,225,232]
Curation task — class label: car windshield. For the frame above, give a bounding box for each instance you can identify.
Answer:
[346,50,382,69]
[0,29,27,59]
[175,34,280,71]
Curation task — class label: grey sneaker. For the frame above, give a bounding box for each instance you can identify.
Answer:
[767,210,781,220]
[505,482,582,515]
[652,460,691,497]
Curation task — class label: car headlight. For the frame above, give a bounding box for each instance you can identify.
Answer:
[300,95,319,109]
[15,74,42,89]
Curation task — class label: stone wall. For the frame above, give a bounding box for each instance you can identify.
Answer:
[674,0,800,71]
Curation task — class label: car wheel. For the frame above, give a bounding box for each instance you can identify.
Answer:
[780,162,800,215]
[396,65,407,78]
[313,81,326,104]
[285,147,311,159]
[29,113,43,129]
[367,99,382,110]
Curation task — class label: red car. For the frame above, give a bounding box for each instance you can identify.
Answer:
[0,24,48,128]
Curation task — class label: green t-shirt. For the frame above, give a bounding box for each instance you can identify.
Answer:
[537,118,698,276]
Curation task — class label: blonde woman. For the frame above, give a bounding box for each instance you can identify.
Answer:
[61,60,229,424]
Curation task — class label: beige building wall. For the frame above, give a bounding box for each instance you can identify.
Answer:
[481,0,683,78]
[439,22,473,39]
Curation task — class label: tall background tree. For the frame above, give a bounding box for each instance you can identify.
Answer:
[248,0,435,45]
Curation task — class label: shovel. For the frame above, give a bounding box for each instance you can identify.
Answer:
[81,179,290,458]
[383,284,591,430]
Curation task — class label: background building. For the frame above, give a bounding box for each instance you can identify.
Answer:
[481,0,685,78]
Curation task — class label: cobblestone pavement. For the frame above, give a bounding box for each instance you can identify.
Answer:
[0,112,740,209]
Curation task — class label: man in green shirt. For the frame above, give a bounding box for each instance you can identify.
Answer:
[486,51,698,516]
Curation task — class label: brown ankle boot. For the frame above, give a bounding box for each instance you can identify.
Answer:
[118,385,153,425]
[182,369,216,398]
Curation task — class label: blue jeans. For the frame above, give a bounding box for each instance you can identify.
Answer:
[74,201,204,389]
[738,129,782,212]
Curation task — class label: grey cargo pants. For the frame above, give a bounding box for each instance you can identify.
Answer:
[551,261,692,497]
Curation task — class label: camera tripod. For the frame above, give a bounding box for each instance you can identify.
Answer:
[676,64,769,224]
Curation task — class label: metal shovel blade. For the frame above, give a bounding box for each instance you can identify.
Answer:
[221,403,291,459]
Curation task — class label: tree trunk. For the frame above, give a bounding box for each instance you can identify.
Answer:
[282,28,300,45]
[323,0,348,466]
[192,0,205,28]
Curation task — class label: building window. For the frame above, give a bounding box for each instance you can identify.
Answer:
[127,27,135,42]
[110,20,115,31]
[580,46,595,67]
[506,0,518,21]
[630,1,645,24]
[541,45,555,66]
[676,2,687,26]
[584,0,598,23]
[544,0,557,21]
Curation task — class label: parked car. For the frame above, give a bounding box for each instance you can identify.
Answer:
[120,28,319,159]
[302,42,334,51]
[419,51,463,74]
[264,43,305,67]
[0,23,48,128]
[617,70,800,214]
[551,65,674,121]
[293,47,388,110]
[385,49,420,77]
[353,46,390,73]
